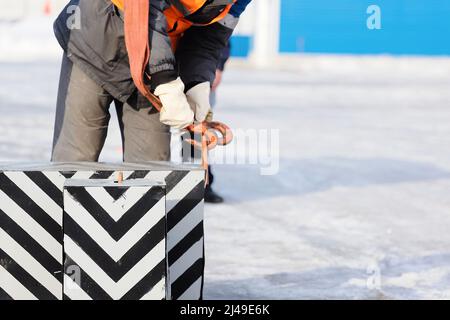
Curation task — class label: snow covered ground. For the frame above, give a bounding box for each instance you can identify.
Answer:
[2,17,450,299]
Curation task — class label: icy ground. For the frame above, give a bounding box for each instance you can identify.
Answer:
[2,18,450,299]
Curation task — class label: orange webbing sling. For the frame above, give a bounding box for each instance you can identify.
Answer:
[123,0,233,185]
[123,0,162,111]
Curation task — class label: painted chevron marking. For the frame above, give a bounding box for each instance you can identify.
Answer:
[64,236,165,300]
[42,171,66,191]
[166,171,204,212]
[171,259,204,300]
[82,186,155,221]
[62,183,167,300]
[4,172,62,225]
[65,186,165,240]
[0,210,62,281]
[0,190,62,262]
[168,222,203,266]
[63,189,165,261]
[167,180,204,231]
[0,229,61,299]
[63,213,166,281]
[0,173,62,242]
[168,200,204,251]
[0,167,205,301]
[24,171,64,208]
[170,238,204,283]
[0,266,37,300]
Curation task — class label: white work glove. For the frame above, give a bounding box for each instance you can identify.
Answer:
[154,77,194,129]
[186,82,213,122]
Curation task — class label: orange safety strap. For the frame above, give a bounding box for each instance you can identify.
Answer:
[123,0,233,185]
[123,0,163,111]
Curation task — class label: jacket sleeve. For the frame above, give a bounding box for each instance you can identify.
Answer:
[229,0,252,18]
[176,0,252,91]
[176,20,234,90]
[148,0,179,90]
[217,41,231,71]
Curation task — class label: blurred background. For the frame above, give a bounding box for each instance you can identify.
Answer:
[1,0,450,299]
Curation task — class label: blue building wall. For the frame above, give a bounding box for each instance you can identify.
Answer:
[230,36,252,57]
[279,0,450,55]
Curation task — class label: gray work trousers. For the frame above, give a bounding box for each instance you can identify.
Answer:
[51,56,171,162]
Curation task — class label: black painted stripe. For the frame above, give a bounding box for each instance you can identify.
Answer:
[128,170,151,179]
[121,259,166,300]
[171,259,204,300]
[60,171,76,179]
[168,222,203,266]
[167,180,204,231]
[0,173,62,243]
[103,186,131,200]
[0,210,62,283]
[64,213,166,282]
[0,287,13,300]
[0,249,58,300]
[65,186,165,241]
[64,256,111,300]
[165,171,190,194]
[89,171,114,180]
[90,171,129,200]
[24,171,64,208]
[200,238,205,300]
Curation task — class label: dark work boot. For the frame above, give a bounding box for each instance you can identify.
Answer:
[204,185,224,204]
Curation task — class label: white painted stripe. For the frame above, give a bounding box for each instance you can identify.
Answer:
[167,200,203,251]
[166,171,203,212]
[63,274,92,301]
[140,278,166,300]
[84,186,152,222]
[0,229,62,299]
[177,277,202,300]
[144,171,170,192]
[0,266,37,300]
[64,236,165,300]
[0,190,62,261]
[144,171,171,182]
[70,171,94,180]
[42,171,65,190]
[170,238,203,283]
[4,172,63,225]
[63,191,165,261]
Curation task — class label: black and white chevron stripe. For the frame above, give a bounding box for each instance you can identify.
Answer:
[63,181,166,300]
[0,171,63,300]
[0,164,205,300]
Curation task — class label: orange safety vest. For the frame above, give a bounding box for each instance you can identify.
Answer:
[112,0,234,50]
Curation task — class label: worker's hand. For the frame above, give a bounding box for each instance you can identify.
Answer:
[212,69,223,92]
[186,82,213,122]
[154,77,194,129]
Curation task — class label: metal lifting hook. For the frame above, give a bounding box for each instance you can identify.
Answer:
[184,121,234,186]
